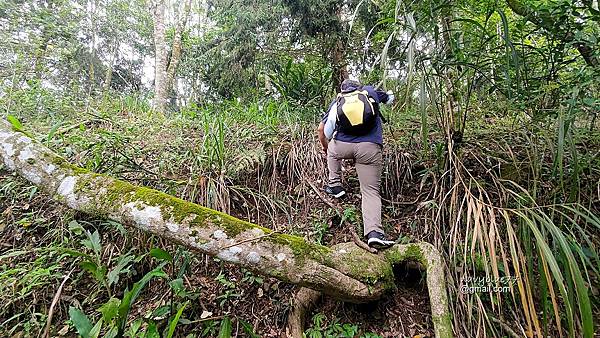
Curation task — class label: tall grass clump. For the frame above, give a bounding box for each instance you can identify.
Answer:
[371,0,600,335]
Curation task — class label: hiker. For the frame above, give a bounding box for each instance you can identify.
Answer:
[317,79,395,249]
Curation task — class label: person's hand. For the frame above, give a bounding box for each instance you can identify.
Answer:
[386,91,395,104]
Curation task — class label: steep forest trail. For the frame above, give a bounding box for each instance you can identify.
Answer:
[297,163,438,337]
[287,168,437,337]
[1,108,598,337]
[3,0,600,334]
[3,117,446,337]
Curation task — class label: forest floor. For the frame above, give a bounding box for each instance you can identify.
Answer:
[0,168,434,337]
[1,102,599,337]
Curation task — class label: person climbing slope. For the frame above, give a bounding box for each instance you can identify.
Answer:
[317,79,396,249]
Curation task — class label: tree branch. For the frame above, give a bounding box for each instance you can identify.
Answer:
[505,0,599,67]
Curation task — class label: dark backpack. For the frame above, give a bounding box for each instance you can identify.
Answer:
[335,89,378,135]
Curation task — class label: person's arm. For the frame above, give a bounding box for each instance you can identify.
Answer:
[375,89,395,105]
[317,121,328,153]
[317,101,337,153]
[366,86,394,105]
[323,102,337,138]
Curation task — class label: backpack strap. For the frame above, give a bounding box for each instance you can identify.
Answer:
[365,93,388,124]
[380,112,388,124]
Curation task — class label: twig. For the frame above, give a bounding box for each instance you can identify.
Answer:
[220,232,279,250]
[307,181,338,211]
[307,182,376,253]
[55,119,103,136]
[43,268,74,338]
[489,316,522,338]
[381,193,424,205]
[351,228,377,254]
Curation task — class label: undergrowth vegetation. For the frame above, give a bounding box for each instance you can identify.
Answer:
[1,87,598,336]
[1,0,599,335]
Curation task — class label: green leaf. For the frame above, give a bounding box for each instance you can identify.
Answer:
[68,220,84,236]
[529,211,594,337]
[96,265,107,282]
[105,220,127,236]
[81,230,101,254]
[46,121,64,144]
[80,261,99,276]
[239,319,260,338]
[169,278,185,296]
[151,305,171,319]
[89,319,103,338]
[218,317,232,338]
[59,247,91,260]
[144,321,160,338]
[105,326,119,338]
[90,230,101,253]
[125,318,143,337]
[117,266,167,333]
[7,115,23,131]
[150,248,173,262]
[98,297,121,322]
[69,306,93,338]
[107,254,134,286]
[165,302,188,338]
[80,260,106,283]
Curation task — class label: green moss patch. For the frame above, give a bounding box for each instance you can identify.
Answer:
[384,243,427,267]
[267,233,332,263]
[329,243,395,288]
[49,155,90,174]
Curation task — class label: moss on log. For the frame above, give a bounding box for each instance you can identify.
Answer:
[0,120,453,337]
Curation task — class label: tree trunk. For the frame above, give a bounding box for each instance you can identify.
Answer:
[331,38,348,91]
[330,6,348,91]
[103,39,120,93]
[165,0,193,96]
[0,120,453,338]
[151,0,169,112]
[88,0,98,92]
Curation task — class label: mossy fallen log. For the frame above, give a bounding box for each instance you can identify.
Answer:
[0,120,453,337]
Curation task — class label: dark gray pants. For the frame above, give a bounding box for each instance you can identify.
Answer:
[327,140,383,236]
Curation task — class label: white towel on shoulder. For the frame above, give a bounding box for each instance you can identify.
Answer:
[324,102,337,140]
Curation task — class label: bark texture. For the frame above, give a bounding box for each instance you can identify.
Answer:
[165,0,193,93]
[103,38,119,93]
[0,120,453,338]
[151,0,168,112]
[151,0,192,112]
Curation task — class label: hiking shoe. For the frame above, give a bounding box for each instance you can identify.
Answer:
[367,231,395,249]
[324,185,346,198]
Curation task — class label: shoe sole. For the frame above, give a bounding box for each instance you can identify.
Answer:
[332,191,346,198]
[367,238,395,249]
[325,190,346,198]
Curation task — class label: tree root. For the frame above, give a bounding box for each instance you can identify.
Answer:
[286,287,322,338]
[285,242,454,338]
